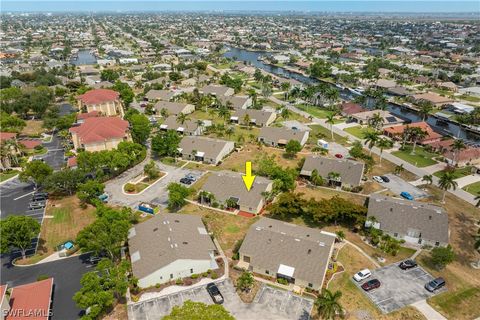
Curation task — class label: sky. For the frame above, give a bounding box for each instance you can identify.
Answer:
[1,1,479,13]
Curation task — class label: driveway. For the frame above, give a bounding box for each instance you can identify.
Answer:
[128,279,313,320]
[351,263,445,314]
[382,174,429,199]
[1,253,93,320]
[104,161,203,209]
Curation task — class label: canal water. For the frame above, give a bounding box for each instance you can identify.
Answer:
[224,47,479,143]
[70,49,97,66]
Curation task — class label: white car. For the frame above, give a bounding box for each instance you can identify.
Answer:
[354,269,372,282]
[373,176,384,183]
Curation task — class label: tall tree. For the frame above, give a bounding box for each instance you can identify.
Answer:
[315,289,344,320]
[19,160,53,187]
[451,139,466,166]
[438,171,458,203]
[0,215,40,260]
[326,114,335,140]
[363,130,380,155]
[376,137,393,163]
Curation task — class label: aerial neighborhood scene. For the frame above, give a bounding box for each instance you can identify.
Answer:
[1,1,480,319]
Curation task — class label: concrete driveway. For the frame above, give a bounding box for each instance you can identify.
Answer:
[104,160,203,209]
[352,263,445,314]
[382,174,429,199]
[128,279,313,320]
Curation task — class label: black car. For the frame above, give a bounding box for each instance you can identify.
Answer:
[361,279,381,291]
[32,192,49,201]
[425,277,446,292]
[180,177,193,185]
[399,259,417,270]
[381,176,390,183]
[206,283,224,304]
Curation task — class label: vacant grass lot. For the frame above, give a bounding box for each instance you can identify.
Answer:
[433,166,473,179]
[296,104,336,119]
[308,124,349,144]
[344,125,376,139]
[392,146,437,167]
[21,120,45,136]
[463,181,480,196]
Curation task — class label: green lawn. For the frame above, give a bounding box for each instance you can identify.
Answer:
[296,104,336,119]
[308,124,349,145]
[344,126,376,139]
[463,181,480,196]
[0,170,19,182]
[392,146,438,167]
[428,287,480,320]
[434,166,473,180]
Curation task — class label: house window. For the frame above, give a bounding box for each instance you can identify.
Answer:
[266,270,269,275]
[190,269,194,274]
[170,273,173,279]
[394,233,398,237]
[435,242,440,246]
[308,283,313,288]
[243,255,250,263]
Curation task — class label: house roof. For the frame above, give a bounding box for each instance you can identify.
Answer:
[6,278,53,320]
[239,217,335,286]
[67,156,77,168]
[443,146,480,163]
[217,95,250,109]
[383,122,442,141]
[340,102,365,115]
[154,101,192,116]
[145,89,176,101]
[128,213,216,280]
[0,132,17,142]
[376,79,397,89]
[413,92,453,105]
[179,136,233,160]
[18,139,42,149]
[77,89,119,105]
[351,110,404,125]
[367,194,449,244]
[162,116,200,133]
[201,171,272,210]
[69,117,129,144]
[77,111,101,120]
[259,127,309,145]
[232,109,275,126]
[301,155,365,186]
[200,85,232,96]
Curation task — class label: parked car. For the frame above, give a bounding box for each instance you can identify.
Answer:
[180,177,193,185]
[400,191,414,200]
[425,277,446,292]
[373,176,384,183]
[381,176,390,183]
[206,283,224,304]
[88,256,102,265]
[353,269,372,282]
[361,279,381,291]
[399,259,417,270]
[29,201,46,210]
[98,193,109,203]
[335,153,343,159]
[185,174,197,181]
[32,192,49,201]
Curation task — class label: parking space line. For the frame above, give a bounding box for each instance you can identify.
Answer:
[13,191,34,201]
[376,297,394,305]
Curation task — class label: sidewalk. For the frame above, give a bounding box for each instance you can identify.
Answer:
[411,300,447,320]
[454,174,480,189]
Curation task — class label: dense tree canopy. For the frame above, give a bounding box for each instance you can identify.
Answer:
[163,300,235,320]
[151,130,181,157]
[0,215,41,259]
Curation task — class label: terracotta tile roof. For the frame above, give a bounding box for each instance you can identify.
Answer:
[77,89,119,105]
[0,132,17,142]
[341,102,365,115]
[443,147,480,163]
[6,278,53,320]
[383,122,442,141]
[77,110,101,120]
[67,156,77,167]
[69,116,129,144]
[18,139,42,149]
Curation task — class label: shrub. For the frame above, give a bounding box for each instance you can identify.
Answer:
[125,183,135,193]
[277,278,289,285]
[191,274,199,279]
[155,283,161,288]
[210,272,218,279]
[202,272,209,277]
[175,278,183,285]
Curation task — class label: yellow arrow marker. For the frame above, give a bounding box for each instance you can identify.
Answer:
[242,161,256,191]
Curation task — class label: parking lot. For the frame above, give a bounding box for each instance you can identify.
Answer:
[128,279,313,320]
[352,263,445,313]
[381,174,429,199]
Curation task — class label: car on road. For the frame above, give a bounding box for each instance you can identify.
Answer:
[373,176,384,183]
[353,269,372,282]
[400,191,414,200]
[381,176,390,183]
[206,283,224,304]
[335,153,343,159]
[29,201,46,210]
[361,279,381,291]
[399,259,417,270]
[425,277,445,292]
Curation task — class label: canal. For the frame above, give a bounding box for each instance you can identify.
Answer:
[70,49,97,66]
[224,47,479,143]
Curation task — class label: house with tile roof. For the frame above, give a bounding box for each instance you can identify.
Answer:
[69,116,131,152]
[383,122,442,145]
[128,213,218,288]
[76,89,124,117]
[4,278,54,320]
[238,217,336,290]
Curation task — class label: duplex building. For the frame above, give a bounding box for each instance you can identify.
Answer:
[200,84,234,97]
[178,136,234,165]
[77,89,124,117]
[238,218,336,290]
[200,171,273,214]
[69,117,131,152]
[154,101,195,116]
[145,89,177,102]
[366,194,449,247]
[128,213,218,288]
[258,127,309,147]
[160,116,203,136]
[300,155,365,187]
[230,109,276,127]
[412,92,453,108]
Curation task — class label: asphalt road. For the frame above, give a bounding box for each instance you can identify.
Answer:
[1,253,93,320]
[41,134,65,170]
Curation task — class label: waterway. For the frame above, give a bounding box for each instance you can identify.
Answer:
[224,47,479,143]
[70,49,97,66]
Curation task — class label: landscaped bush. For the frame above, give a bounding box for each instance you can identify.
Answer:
[210,272,218,279]
[176,278,183,285]
[125,183,135,193]
[191,274,199,279]
[277,278,289,285]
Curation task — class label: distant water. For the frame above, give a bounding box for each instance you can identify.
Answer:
[70,50,97,66]
[2,1,479,14]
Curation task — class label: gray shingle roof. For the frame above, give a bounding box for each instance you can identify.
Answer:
[232,109,275,126]
[301,155,365,186]
[179,136,232,160]
[200,85,232,96]
[239,218,336,285]
[128,213,216,279]
[154,101,192,115]
[201,171,272,210]
[146,89,176,101]
[163,115,200,134]
[259,127,309,144]
[367,194,449,244]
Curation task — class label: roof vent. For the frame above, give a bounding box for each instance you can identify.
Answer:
[429,215,432,220]
[307,249,312,254]
[319,242,325,247]
[153,227,158,232]
[281,232,286,235]
[306,234,310,237]
[183,241,188,245]
[269,225,272,228]
[255,227,262,231]
[295,238,300,242]
[175,220,180,223]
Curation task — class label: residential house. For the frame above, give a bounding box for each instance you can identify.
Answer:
[160,116,203,136]
[458,86,480,97]
[217,95,252,110]
[200,84,234,97]
[366,194,449,247]
[412,92,453,108]
[230,109,276,127]
[145,89,177,102]
[340,102,366,117]
[383,122,442,145]
[76,89,124,117]
[350,110,404,127]
[128,213,218,288]
[300,155,365,188]
[178,136,234,165]
[154,101,195,116]
[200,171,273,214]
[443,146,480,166]
[375,79,397,90]
[238,217,336,290]
[69,117,131,152]
[258,127,309,147]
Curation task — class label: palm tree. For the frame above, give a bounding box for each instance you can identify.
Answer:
[280,108,291,120]
[408,127,427,154]
[315,289,344,320]
[160,108,169,118]
[422,174,433,185]
[247,89,258,107]
[368,113,384,130]
[418,101,433,121]
[326,114,335,140]
[281,82,291,100]
[363,130,380,155]
[451,139,466,166]
[394,164,404,175]
[176,113,189,125]
[218,106,231,123]
[438,171,458,203]
[376,137,393,163]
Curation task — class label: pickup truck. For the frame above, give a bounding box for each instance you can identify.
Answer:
[206,283,224,304]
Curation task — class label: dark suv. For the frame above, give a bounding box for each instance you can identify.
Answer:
[32,192,49,202]
[361,279,381,291]
[425,277,446,292]
[206,283,224,304]
[399,259,417,270]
